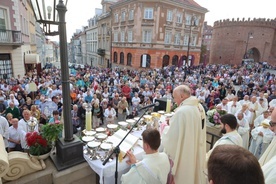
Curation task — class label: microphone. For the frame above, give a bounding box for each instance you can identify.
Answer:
[139,102,159,110]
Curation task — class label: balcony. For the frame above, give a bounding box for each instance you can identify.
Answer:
[97,48,105,56]
[0,29,23,46]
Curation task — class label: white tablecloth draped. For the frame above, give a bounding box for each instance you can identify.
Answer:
[84,128,145,184]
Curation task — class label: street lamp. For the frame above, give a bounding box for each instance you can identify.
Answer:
[31,0,84,171]
[186,15,197,67]
[244,32,253,59]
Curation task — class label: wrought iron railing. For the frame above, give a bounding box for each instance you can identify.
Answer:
[0,29,22,44]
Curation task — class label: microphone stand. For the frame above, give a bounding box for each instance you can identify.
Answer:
[102,107,150,184]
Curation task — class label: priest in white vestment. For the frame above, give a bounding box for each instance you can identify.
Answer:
[227,96,241,115]
[249,120,275,159]
[162,85,206,184]
[206,113,243,161]
[254,111,271,128]
[262,155,276,184]
[236,112,250,149]
[121,129,170,184]
[259,107,276,166]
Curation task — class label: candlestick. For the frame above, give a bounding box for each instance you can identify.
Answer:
[85,104,92,131]
[166,97,171,113]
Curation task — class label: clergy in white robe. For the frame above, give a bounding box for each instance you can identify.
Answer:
[259,108,276,166]
[262,155,276,184]
[207,114,243,161]
[248,96,259,126]
[121,152,170,184]
[162,85,206,184]
[121,129,170,184]
[254,111,271,128]
[236,112,250,149]
[249,120,275,159]
[268,99,276,108]
[0,116,9,148]
[257,98,268,116]
[227,96,241,115]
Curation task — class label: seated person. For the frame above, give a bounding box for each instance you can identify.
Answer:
[121,128,170,184]
[207,144,264,184]
[48,110,61,124]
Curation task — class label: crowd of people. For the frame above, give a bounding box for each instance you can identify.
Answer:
[0,62,276,183]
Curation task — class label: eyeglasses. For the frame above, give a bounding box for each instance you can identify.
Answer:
[269,121,276,127]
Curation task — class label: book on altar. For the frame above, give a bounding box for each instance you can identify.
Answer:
[106,129,139,157]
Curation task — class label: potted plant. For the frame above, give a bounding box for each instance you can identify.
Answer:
[26,122,63,160]
[26,132,51,159]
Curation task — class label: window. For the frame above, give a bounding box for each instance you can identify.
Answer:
[172,55,179,66]
[165,32,171,44]
[121,11,126,22]
[115,14,119,23]
[184,34,189,46]
[127,53,132,66]
[113,52,118,63]
[114,31,118,42]
[120,52,124,64]
[176,13,182,23]
[144,8,153,19]
[0,8,7,30]
[120,31,125,42]
[129,9,134,20]
[185,15,191,25]
[140,54,151,68]
[191,35,197,46]
[0,54,13,80]
[167,10,172,21]
[174,33,181,45]
[128,30,133,42]
[143,30,152,43]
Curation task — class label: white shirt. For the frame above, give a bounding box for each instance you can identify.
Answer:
[0,116,9,147]
[8,126,21,148]
[121,152,170,184]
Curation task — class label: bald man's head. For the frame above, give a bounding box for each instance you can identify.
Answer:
[173,85,191,106]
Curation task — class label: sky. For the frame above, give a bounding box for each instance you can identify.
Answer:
[48,0,276,42]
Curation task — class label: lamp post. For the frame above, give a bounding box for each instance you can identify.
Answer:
[186,15,197,67]
[244,32,253,59]
[31,0,84,171]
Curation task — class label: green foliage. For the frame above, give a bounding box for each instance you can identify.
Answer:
[41,123,63,143]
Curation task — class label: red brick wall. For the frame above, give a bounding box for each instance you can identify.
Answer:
[112,47,200,69]
[210,18,276,65]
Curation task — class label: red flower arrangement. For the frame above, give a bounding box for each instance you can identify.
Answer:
[26,132,51,156]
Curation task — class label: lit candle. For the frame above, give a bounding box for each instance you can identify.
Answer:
[166,97,171,113]
[85,106,92,131]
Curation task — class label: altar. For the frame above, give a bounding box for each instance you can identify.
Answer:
[83,128,146,184]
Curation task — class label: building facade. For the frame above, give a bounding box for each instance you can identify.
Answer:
[210,18,276,65]
[110,0,207,69]
[86,16,99,66]
[201,21,212,64]
[97,0,115,68]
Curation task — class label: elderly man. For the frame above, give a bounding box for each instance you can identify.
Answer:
[8,118,22,152]
[236,112,250,149]
[18,109,39,150]
[121,129,170,184]
[162,85,206,184]
[207,114,243,160]
[5,102,20,119]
